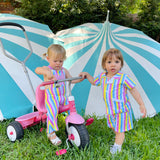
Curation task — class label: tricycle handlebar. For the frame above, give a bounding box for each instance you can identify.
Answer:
[0,22,25,31]
[41,77,82,87]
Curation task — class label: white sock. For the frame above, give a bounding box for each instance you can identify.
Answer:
[114,143,122,149]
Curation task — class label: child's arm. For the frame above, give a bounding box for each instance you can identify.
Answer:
[63,68,84,83]
[79,72,95,85]
[130,87,146,118]
[35,66,48,75]
[35,66,55,81]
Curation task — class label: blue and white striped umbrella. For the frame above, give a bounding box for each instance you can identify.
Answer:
[56,15,160,119]
[0,14,60,120]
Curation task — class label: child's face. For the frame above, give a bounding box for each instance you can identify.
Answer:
[104,55,122,76]
[47,55,64,70]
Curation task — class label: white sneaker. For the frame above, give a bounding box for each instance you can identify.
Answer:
[110,145,121,154]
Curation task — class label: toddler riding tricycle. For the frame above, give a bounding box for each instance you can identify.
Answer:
[6,77,94,154]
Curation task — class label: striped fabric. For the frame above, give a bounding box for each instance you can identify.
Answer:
[94,71,136,132]
[45,67,68,133]
[94,71,136,115]
[106,110,133,132]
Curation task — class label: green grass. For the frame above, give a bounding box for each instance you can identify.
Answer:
[0,114,160,160]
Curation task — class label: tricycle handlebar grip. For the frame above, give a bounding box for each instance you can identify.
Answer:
[0,22,25,31]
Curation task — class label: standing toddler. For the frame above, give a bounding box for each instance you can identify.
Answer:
[80,48,146,154]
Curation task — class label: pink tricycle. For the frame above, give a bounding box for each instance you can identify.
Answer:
[6,77,94,151]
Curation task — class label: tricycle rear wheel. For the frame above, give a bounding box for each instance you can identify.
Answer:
[6,121,24,142]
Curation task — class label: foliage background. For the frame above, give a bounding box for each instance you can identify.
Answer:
[14,0,160,42]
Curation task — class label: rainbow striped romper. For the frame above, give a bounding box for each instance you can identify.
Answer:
[45,67,68,134]
[94,71,136,133]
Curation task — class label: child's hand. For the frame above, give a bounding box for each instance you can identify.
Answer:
[79,72,95,85]
[46,70,57,81]
[79,72,88,79]
[140,105,147,118]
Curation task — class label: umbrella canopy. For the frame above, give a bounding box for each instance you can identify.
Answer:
[56,14,160,119]
[0,14,59,120]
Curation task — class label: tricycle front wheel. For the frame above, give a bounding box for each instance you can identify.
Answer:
[6,121,24,142]
[67,123,89,149]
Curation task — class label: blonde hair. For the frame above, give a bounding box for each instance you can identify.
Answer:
[101,48,124,70]
[43,44,66,60]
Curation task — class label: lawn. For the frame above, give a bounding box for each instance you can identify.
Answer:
[0,114,160,160]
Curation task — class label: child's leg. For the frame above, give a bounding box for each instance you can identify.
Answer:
[109,112,125,154]
[110,132,124,154]
[110,111,133,154]
[45,89,59,134]
[45,90,62,145]
[115,132,125,145]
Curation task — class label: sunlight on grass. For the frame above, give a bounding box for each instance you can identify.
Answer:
[0,114,160,159]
